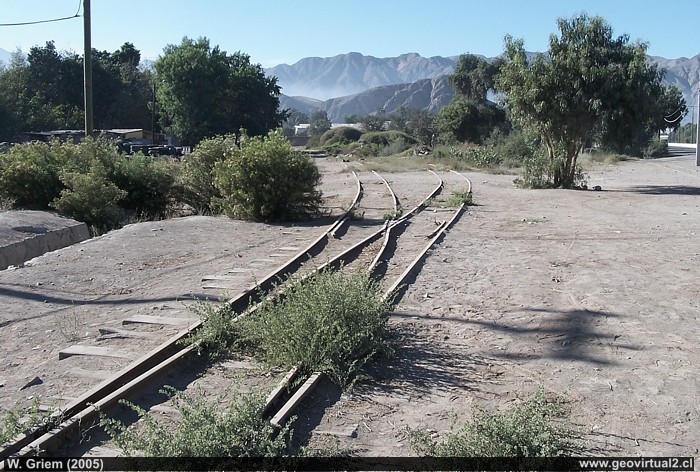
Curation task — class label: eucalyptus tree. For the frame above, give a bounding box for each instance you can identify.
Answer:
[498,13,686,188]
[450,53,503,102]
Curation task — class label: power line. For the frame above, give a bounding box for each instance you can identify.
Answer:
[0,0,82,27]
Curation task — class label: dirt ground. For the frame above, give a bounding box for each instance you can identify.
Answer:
[304,153,700,459]
[1,153,699,460]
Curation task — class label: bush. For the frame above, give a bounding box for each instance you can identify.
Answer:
[232,267,393,387]
[178,134,236,212]
[483,128,538,167]
[1,398,63,446]
[434,145,501,167]
[0,141,66,207]
[185,268,393,388]
[50,170,127,231]
[108,153,176,216]
[213,130,322,221]
[642,139,668,159]
[403,388,582,457]
[360,130,416,147]
[101,384,292,457]
[514,151,587,190]
[319,127,363,146]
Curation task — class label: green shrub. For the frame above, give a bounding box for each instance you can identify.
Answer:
[444,190,472,207]
[434,145,501,167]
[212,130,322,221]
[360,130,416,147]
[108,153,176,216]
[0,141,66,207]
[101,384,292,457]
[642,139,668,158]
[178,134,236,212]
[403,388,581,457]
[183,299,237,356]
[319,126,363,146]
[378,137,413,156]
[232,267,393,387]
[1,398,63,445]
[483,128,540,167]
[0,137,181,227]
[50,170,127,231]
[514,151,587,190]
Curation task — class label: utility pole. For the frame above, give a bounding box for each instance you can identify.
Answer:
[696,90,700,166]
[152,81,156,143]
[83,0,93,138]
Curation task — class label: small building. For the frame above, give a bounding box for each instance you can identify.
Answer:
[105,129,163,145]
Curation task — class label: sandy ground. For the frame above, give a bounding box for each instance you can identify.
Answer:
[300,153,700,460]
[1,153,699,460]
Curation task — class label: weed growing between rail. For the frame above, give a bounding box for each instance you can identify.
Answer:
[101,384,292,457]
[231,267,394,388]
[402,387,583,457]
[0,398,63,445]
[444,190,472,207]
[184,267,394,388]
[183,299,237,356]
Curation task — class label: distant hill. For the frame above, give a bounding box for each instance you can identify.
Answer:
[270,51,700,123]
[267,52,457,101]
[280,76,454,123]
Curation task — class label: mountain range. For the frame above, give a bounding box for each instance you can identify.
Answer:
[267,52,700,123]
[2,47,698,124]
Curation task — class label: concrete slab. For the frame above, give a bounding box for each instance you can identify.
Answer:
[0,210,90,270]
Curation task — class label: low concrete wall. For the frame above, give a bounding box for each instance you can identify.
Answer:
[0,211,90,270]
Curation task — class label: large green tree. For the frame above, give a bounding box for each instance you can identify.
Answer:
[437,97,506,144]
[0,41,154,140]
[155,37,285,146]
[450,53,503,102]
[497,13,687,188]
[438,53,507,144]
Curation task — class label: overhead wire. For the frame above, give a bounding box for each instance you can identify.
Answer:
[0,0,82,27]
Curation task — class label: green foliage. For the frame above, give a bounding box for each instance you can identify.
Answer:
[450,53,503,101]
[232,267,393,388]
[387,107,438,146]
[383,208,403,220]
[308,110,331,137]
[178,134,236,212]
[358,113,388,132]
[108,153,176,216]
[674,122,697,144]
[282,109,310,137]
[641,139,668,159]
[0,137,178,229]
[436,98,507,145]
[403,388,581,457]
[434,144,502,168]
[444,190,472,207]
[0,141,66,207]
[1,399,63,446]
[515,153,564,189]
[183,300,237,356]
[0,41,154,140]
[50,170,127,231]
[155,37,284,146]
[101,384,292,457]
[319,126,363,146]
[498,13,686,187]
[360,130,416,147]
[212,130,322,221]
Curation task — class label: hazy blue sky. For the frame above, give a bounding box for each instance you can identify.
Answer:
[1,0,698,66]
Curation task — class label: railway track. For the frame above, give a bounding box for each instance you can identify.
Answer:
[0,169,471,463]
